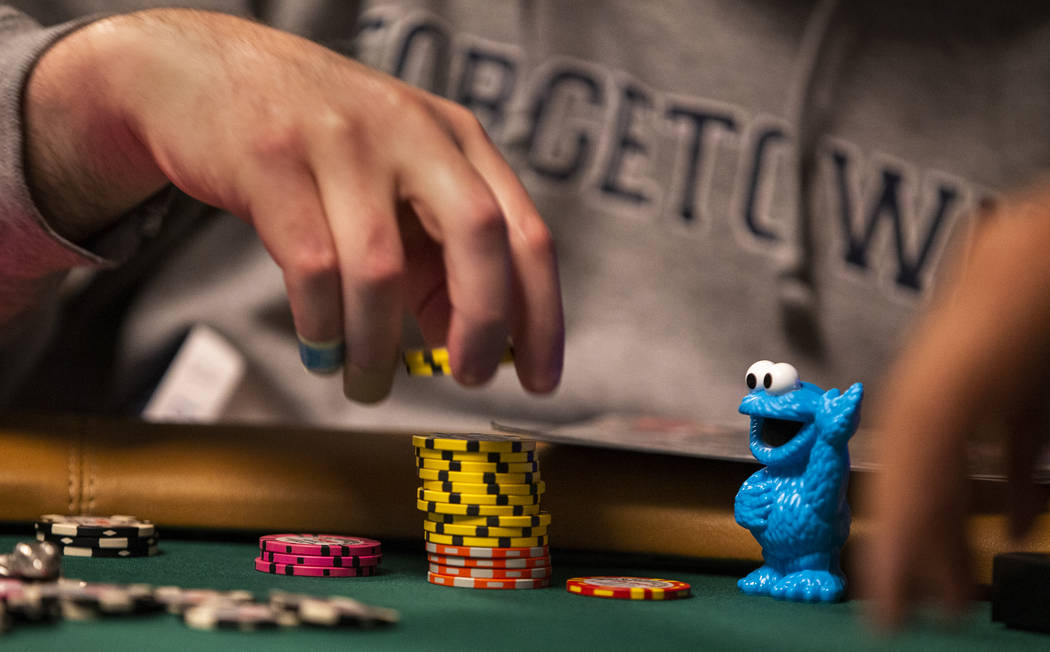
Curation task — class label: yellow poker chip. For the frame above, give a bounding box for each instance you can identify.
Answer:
[424,511,551,528]
[416,458,538,474]
[404,347,514,377]
[415,448,536,463]
[412,434,535,454]
[425,531,549,548]
[416,499,542,517]
[565,577,692,601]
[417,488,541,506]
[423,519,549,538]
[417,468,541,485]
[420,480,545,496]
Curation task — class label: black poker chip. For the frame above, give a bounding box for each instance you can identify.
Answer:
[34,515,156,539]
[53,543,159,558]
[36,532,159,550]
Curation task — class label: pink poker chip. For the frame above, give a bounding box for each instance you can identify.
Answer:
[259,551,382,568]
[253,557,377,578]
[258,534,382,556]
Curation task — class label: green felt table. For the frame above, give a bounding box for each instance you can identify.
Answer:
[0,533,1045,651]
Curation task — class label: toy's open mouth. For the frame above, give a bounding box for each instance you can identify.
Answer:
[760,417,804,447]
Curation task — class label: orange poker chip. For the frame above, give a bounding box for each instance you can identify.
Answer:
[428,563,552,580]
[426,553,551,569]
[427,571,550,590]
[565,576,691,600]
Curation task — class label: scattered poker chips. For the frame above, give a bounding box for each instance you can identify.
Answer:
[565,577,692,601]
[34,515,160,558]
[255,534,383,578]
[415,433,552,590]
[0,535,400,635]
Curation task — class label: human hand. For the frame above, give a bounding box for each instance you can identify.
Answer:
[24,9,564,403]
[858,185,1050,629]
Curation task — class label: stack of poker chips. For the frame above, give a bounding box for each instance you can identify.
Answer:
[34,515,159,558]
[255,534,383,578]
[414,433,552,589]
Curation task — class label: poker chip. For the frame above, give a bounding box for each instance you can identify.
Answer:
[421,480,546,496]
[404,347,513,376]
[258,534,382,556]
[423,519,549,538]
[184,601,286,631]
[417,468,541,484]
[294,596,400,628]
[565,577,692,601]
[36,532,158,549]
[154,586,255,614]
[425,532,549,548]
[35,515,155,539]
[253,558,377,577]
[57,544,159,558]
[4,582,61,622]
[429,563,551,579]
[425,542,550,559]
[427,571,550,590]
[416,457,539,473]
[428,553,551,568]
[416,448,535,463]
[418,489,541,506]
[424,512,551,527]
[412,433,536,453]
[58,582,161,619]
[259,551,382,568]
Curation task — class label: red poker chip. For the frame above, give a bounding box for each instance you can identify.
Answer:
[253,558,377,578]
[565,576,692,600]
[258,534,381,556]
[427,553,551,569]
[429,563,551,579]
[427,571,549,590]
[259,551,382,568]
[424,542,548,559]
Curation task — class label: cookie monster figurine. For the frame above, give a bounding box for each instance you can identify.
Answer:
[734,360,863,602]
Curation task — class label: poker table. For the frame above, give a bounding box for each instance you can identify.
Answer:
[3,414,1050,650]
[0,533,1047,651]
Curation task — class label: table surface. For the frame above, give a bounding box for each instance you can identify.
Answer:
[0,533,1045,651]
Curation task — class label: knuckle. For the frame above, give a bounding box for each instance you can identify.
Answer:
[247,119,302,159]
[519,219,556,261]
[353,247,405,294]
[462,194,507,242]
[282,242,339,282]
[313,107,364,143]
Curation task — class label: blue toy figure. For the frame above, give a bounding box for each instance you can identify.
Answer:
[734,360,863,602]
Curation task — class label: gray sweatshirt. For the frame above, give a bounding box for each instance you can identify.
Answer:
[2,0,1047,433]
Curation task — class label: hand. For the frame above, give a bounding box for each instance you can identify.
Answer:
[857,185,1050,629]
[24,9,564,402]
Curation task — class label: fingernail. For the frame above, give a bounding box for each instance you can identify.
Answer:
[343,363,394,404]
[298,335,345,375]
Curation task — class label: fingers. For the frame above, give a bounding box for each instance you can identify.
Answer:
[431,98,564,393]
[308,140,405,404]
[244,163,344,375]
[394,112,517,387]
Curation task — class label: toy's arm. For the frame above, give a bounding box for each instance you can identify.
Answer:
[734,468,773,533]
[816,383,864,447]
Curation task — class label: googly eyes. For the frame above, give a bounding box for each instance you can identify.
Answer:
[745,360,801,395]
[745,360,773,390]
